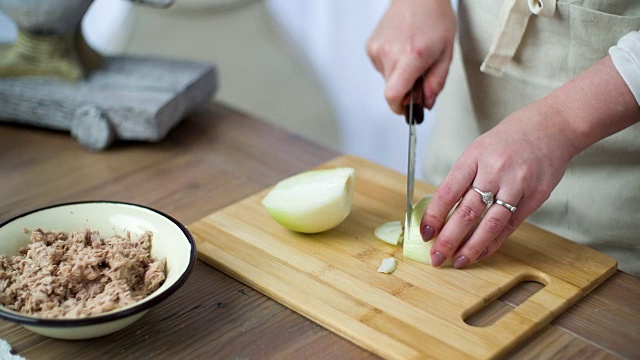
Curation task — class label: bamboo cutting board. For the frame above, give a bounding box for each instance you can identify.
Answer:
[190,155,617,359]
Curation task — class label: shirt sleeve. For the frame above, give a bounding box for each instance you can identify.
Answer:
[609,30,640,106]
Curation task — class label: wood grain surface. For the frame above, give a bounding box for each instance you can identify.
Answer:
[190,155,617,360]
[0,56,217,149]
[0,102,638,359]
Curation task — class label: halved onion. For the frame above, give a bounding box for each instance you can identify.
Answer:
[262,167,355,233]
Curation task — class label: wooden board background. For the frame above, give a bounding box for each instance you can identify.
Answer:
[190,155,617,359]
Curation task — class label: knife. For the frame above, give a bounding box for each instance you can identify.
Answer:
[404,78,424,233]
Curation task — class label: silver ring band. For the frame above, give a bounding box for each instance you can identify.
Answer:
[495,199,517,213]
[469,186,494,206]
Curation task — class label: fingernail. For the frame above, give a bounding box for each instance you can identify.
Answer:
[420,225,435,241]
[477,248,489,261]
[429,95,437,109]
[425,95,436,109]
[423,85,433,104]
[424,81,438,109]
[454,256,470,269]
[431,252,446,267]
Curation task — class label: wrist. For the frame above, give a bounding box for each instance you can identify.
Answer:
[533,56,640,158]
[515,98,582,163]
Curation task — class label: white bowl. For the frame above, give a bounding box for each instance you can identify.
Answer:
[0,201,196,340]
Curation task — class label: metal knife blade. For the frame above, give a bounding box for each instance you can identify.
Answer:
[404,79,424,233]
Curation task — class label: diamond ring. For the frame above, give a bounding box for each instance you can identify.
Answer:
[469,186,494,206]
[495,199,517,213]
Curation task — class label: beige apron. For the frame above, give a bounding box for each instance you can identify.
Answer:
[425,0,640,275]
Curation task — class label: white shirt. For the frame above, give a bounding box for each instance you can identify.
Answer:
[610,30,640,105]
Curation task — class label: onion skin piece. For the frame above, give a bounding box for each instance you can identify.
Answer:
[377,257,398,274]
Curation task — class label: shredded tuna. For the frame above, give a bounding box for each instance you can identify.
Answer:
[0,228,166,319]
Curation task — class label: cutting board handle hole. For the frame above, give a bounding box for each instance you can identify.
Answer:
[463,279,546,327]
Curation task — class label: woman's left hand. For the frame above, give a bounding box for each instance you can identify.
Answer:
[420,101,578,269]
[420,55,640,269]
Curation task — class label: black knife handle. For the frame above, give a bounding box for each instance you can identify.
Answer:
[404,104,424,125]
[404,77,425,125]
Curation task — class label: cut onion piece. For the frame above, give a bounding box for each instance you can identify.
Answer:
[374,221,403,245]
[377,257,398,274]
[261,167,355,233]
[403,195,433,264]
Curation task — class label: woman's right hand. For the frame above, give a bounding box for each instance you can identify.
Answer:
[366,0,456,114]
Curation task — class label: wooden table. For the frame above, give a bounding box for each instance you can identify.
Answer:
[0,103,638,359]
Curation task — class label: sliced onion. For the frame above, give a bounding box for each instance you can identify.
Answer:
[374,221,403,245]
[403,196,433,264]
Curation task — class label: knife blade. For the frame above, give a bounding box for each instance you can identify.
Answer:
[404,78,424,233]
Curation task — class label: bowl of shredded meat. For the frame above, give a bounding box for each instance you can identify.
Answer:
[0,201,196,340]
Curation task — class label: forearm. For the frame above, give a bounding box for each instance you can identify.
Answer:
[541,56,640,158]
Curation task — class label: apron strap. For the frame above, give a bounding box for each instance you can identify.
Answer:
[480,0,557,77]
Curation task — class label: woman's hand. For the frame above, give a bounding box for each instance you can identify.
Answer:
[366,0,456,113]
[419,55,640,269]
[420,102,577,268]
